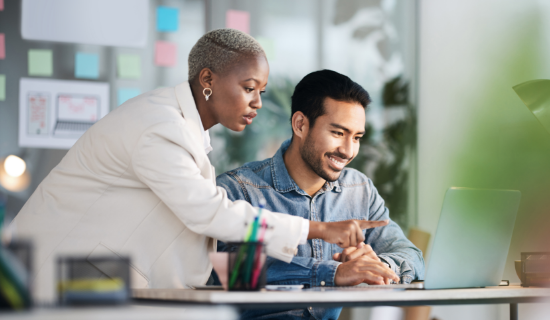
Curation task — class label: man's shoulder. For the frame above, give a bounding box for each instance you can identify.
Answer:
[338,167,373,188]
[216,158,273,189]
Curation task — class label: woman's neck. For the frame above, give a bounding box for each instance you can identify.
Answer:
[190,82,217,130]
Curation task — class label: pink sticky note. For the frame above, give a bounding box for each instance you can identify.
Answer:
[0,34,5,60]
[0,0,4,11]
[226,10,250,34]
[155,41,177,67]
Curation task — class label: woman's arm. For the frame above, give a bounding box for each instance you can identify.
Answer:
[132,122,304,263]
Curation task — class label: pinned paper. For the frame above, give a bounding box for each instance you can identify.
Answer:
[157,6,179,32]
[75,52,99,79]
[28,49,53,76]
[0,74,5,101]
[256,37,275,61]
[0,33,5,59]
[22,0,148,47]
[155,41,177,67]
[19,78,109,149]
[117,54,141,79]
[226,10,250,34]
[27,92,49,135]
[118,88,141,106]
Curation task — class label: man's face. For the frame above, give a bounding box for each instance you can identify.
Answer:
[300,98,366,182]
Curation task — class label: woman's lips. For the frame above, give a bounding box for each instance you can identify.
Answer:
[243,112,257,125]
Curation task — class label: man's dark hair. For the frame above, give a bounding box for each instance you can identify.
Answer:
[290,69,371,127]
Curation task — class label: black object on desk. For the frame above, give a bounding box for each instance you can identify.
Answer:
[57,256,131,305]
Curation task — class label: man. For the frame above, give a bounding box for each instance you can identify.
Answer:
[217,70,424,320]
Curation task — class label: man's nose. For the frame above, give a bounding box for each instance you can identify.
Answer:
[338,138,355,159]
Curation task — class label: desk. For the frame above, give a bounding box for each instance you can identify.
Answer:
[0,304,238,320]
[133,286,550,320]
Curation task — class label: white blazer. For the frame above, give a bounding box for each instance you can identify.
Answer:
[13,82,305,302]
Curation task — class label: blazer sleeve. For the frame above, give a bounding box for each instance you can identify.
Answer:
[131,121,304,263]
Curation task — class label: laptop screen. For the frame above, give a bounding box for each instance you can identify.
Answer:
[57,94,100,123]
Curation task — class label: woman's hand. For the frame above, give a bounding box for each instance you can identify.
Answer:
[308,219,389,248]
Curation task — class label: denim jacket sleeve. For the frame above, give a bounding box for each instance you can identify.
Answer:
[216,173,341,287]
[364,179,425,284]
[265,256,340,287]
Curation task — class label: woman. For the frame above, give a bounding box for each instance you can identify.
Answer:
[12,29,381,302]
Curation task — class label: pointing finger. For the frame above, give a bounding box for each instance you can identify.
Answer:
[357,219,389,230]
[350,225,358,247]
[356,221,365,243]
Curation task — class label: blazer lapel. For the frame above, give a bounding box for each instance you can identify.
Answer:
[175,81,203,146]
[174,82,214,181]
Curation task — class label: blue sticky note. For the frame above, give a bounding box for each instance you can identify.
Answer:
[75,52,99,79]
[118,88,141,106]
[157,6,179,32]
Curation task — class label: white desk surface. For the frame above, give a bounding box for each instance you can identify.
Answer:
[132,286,550,308]
[0,304,238,320]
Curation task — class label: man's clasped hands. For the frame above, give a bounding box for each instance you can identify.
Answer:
[328,219,401,286]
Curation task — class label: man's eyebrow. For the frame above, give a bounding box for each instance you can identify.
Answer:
[330,123,365,135]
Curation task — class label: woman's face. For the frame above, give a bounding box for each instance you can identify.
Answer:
[210,54,269,132]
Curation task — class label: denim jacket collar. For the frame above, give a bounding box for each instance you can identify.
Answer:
[270,139,341,194]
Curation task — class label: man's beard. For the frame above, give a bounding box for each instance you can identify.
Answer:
[300,134,344,182]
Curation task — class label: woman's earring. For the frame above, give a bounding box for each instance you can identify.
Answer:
[203,88,212,101]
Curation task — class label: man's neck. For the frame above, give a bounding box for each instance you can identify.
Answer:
[283,140,327,197]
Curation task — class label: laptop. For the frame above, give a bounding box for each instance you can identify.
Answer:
[53,93,101,136]
[311,187,521,291]
[422,187,521,289]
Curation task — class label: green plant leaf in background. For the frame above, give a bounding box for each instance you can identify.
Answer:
[513,79,550,135]
[348,75,417,229]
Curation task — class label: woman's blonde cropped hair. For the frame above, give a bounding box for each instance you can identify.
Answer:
[188,29,266,82]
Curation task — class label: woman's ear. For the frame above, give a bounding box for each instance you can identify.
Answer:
[198,68,214,88]
[291,112,309,139]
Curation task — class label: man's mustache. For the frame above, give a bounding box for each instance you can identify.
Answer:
[325,152,351,161]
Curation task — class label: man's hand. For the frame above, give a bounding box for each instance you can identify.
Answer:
[333,242,397,285]
[308,219,389,248]
[334,257,399,286]
[333,242,379,263]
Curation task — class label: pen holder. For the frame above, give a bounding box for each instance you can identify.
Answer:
[57,256,130,305]
[227,242,267,291]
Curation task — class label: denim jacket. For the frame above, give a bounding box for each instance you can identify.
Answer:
[216,139,425,320]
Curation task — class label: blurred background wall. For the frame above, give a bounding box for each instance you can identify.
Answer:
[1,0,549,319]
[417,0,550,319]
[0,0,419,231]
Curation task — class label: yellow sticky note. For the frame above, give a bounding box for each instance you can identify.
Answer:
[117,54,141,79]
[28,49,53,76]
[0,74,5,101]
